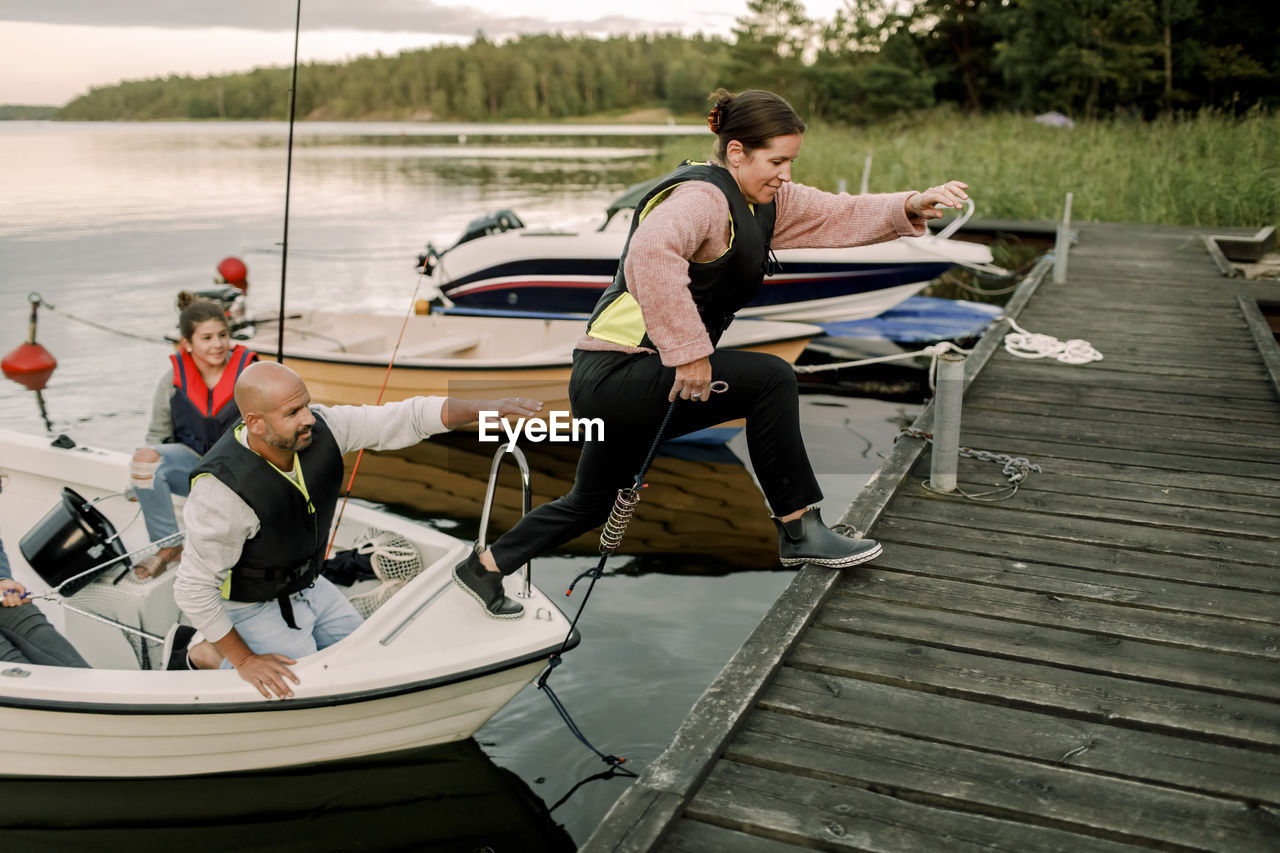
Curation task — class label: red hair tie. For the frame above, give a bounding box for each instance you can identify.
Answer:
[707,104,723,133]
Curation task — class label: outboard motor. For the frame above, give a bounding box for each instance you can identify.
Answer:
[417,209,527,275]
[457,209,526,246]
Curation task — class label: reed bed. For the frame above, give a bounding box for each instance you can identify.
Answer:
[659,109,1279,228]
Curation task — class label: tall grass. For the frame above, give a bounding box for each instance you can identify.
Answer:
[658,108,1280,228]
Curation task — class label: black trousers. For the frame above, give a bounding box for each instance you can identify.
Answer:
[489,348,822,573]
[0,602,90,667]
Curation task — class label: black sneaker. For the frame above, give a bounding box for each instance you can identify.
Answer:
[774,508,883,568]
[452,545,524,619]
[161,623,196,670]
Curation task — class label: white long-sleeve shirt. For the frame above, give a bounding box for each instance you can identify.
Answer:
[172,397,447,642]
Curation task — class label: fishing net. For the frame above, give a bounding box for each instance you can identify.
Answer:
[59,566,181,669]
[345,528,423,618]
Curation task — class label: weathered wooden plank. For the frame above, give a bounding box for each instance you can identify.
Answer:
[946,429,1280,482]
[760,671,1280,802]
[866,541,1280,624]
[1008,318,1253,344]
[821,592,1280,696]
[586,789,687,853]
[958,410,1280,461]
[883,494,1280,567]
[1240,294,1280,400]
[962,389,1280,435]
[975,361,1278,401]
[870,515,1280,593]
[985,355,1267,386]
[791,628,1280,747]
[896,472,1280,540]
[658,819,813,853]
[907,458,1280,519]
[685,760,1151,853]
[734,713,1277,851]
[964,381,1280,420]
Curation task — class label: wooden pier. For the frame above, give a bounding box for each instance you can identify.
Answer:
[583,222,1280,852]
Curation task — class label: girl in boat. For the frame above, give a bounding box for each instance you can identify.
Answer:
[454,88,969,618]
[130,291,257,577]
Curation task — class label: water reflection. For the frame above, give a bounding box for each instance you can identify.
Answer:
[0,739,575,853]
[346,433,781,572]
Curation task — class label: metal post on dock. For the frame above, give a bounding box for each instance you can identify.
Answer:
[929,352,966,493]
[859,154,872,194]
[1053,191,1073,284]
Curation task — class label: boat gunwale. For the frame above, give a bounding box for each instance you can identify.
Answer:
[0,629,579,716]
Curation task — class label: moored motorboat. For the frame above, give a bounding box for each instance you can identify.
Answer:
[416,184,998,322]
[229,310,822,412]
[0,426,576,778]
[806,295,1005,363]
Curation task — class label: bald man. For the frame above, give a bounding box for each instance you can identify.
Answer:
[171,361,542,699]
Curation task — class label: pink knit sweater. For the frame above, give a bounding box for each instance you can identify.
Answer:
[577,174,926,366]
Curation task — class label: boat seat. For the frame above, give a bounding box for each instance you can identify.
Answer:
[397,335,481,359]
[286,331,384,355]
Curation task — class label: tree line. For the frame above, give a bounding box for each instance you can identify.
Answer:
[56,0,1276,123]
[57,34,727,122]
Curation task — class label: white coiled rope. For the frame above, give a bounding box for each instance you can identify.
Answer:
[1002,317,1103,364]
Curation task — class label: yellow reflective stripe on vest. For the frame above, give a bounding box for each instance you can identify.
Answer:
[587,177,736,347]
[588,291,647,346]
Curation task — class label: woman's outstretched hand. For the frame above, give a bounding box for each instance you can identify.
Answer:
[906,180,970,220]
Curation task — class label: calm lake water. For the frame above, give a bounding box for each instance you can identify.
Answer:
[0,121,922,849]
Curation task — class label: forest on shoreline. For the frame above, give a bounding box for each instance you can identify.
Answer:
[32,0,1276,124]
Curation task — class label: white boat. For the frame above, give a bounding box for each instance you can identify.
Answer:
[0,426,576,778]
[417,186,998,323]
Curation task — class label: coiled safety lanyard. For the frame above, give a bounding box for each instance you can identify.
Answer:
[537,380,729,773]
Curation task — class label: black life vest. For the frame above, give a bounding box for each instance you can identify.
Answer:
[170,344,257,455]
[190,413,343,626]
[586,161,776,349]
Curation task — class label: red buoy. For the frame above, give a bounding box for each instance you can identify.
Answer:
[216,256,249,292]
[3,294,57,391]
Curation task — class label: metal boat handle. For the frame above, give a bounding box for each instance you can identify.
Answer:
[381,441,537,646]
[478,442,534,599]
[933,197,975,241]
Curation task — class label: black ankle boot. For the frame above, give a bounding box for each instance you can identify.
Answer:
[453,544,524,619]
[773,508,883,568]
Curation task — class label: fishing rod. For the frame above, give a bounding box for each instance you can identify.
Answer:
[276,0,302,364]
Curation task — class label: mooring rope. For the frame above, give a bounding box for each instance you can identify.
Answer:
[1002,316,1103,364]
[29,293,169,346]
[792,340,973,375]
[897,426,1042,502]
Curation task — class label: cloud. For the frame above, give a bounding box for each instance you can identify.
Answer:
[0,0,678,38]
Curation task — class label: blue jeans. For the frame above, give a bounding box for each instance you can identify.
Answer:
[219,576,364,666]
[134,443,200,542]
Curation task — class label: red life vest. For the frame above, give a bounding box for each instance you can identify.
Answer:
[169,344,257,455]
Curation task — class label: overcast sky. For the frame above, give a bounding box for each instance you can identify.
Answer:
[0,0,844,106]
